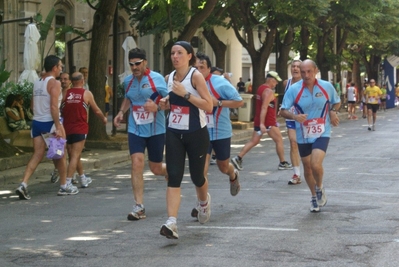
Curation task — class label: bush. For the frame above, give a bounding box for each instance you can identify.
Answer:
[0,81,34,116]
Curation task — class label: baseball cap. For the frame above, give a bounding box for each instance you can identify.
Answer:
[266,71,282,82]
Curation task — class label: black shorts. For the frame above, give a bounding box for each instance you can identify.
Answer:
[380,99,386,102]
[366,103,379,113]
[298,137,330,158]
[66,134,87,144]
[348,101,355,104]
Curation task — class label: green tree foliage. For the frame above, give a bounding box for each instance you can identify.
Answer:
[125,0,218,73]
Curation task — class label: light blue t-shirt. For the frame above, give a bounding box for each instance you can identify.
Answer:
[281,79,340,144]
[206,74,242,141]
[124,69,168,137]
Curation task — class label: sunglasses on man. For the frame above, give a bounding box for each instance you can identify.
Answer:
[129,59,144,66]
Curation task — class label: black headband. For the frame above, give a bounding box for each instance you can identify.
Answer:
[174,41,193,54]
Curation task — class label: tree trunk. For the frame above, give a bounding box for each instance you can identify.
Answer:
[352,58,362,90]
[299,26,310,60]
[87,0,119,140]
[202,28,227,70]
[0,134,23,158]
[362,53,381,82]
[277,27,294,95]
[162,0,218,74]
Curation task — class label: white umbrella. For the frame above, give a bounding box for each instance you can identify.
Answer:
[118,36,137,84]
[18,23,41,83]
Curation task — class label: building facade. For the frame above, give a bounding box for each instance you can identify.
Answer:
[0,0,280,88]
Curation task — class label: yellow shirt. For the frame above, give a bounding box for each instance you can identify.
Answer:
[365,85,382,104]
[105,85,111,103]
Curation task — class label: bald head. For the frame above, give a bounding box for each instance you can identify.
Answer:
[300,59,318,85]
[71,72,84,87]
[301,59,318,70]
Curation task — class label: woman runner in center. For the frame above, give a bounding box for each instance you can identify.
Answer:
[158,41,213,239]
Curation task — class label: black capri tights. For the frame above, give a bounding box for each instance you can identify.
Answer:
[165,127,210,188]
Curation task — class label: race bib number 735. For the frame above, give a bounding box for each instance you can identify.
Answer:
[303,118,325,138]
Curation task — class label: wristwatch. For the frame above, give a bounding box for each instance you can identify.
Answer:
[217,100,223,107]
[330,107,337,112]
[184,92,191,101]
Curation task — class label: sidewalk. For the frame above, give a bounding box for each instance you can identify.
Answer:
[0,111,349,187]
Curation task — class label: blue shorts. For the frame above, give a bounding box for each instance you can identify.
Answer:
[298,137,330,158]
[66,134,87,145]
[31,120,54,138]
[128,133,165,163]
[285,120,295,129]
[207,138,231,161]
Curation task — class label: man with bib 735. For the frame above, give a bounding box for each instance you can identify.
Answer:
[280,59,340,212]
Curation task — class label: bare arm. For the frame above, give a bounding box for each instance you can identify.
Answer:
[211,97,243,108]
[85,91,107,124]
[171,71,213,113]
[47,79,65,138]
[113,98,130,128]
[6,107,22,121]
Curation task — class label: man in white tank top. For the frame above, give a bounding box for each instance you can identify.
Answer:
[16,55,79,200]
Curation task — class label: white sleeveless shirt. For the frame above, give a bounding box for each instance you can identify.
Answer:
[33,76,62,122]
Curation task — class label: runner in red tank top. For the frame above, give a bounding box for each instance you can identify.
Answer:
[231,71,292,171]
[61,72,107,189]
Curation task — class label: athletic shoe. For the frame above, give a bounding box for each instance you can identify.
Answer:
[210,154,217,165]
[57,184,79,196]
[288,174,301,185]
[16,184,31,200]
[50,169,59,183]
[197,193,211,224]
[368,126,371,131]
[230,169,241,196]
[372,125,375,131]
[316,187,327,207]
[310,198,320,212]
[71,174,79,185]
[127,205,146,220]
[278,161,293,170]
[352,115,358,120]
[231,156,243,171]
[160,220,179,239]
[81,176,92,188]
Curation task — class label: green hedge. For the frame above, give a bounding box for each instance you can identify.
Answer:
[0,81,34,116]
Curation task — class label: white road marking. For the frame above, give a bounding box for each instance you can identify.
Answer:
[186,226,298,231]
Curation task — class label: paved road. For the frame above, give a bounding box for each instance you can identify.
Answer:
[1,109,398,266]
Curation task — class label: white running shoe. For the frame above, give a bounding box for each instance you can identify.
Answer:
[197,193,211,224]
[160,220,179,239]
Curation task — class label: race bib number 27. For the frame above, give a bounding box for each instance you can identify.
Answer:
[169,105,190,130]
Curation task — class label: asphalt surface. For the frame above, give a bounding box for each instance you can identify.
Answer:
[1,109,398,266]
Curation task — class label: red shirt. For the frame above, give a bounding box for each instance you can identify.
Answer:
[254,84,277,127]
[61,88,88,135]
